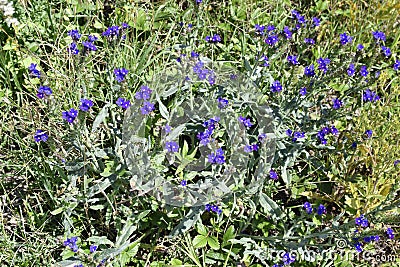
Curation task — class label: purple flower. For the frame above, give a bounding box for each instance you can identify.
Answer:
[37,86,52,99]
[304,38,315,45]
[283,26,292,39]
[269,170,278,180]
[63,237,79,252]
[286,129,293,137]
[165,141,179,153]
[304,202,313,214]
[90,245,97,253]
[363,89,380,102]
[381,46,391,57]
[68,42,79,55]
[34,130,48,142]
[121,22,129,29]
[354,242,363,253]
[255,24,265,35]
[191,51,199,58]
[205,34,221,43]
[270,80,282,93]
[355,214,369,228]
[79,99,93,112]
[83,41,97,51]
[312,17,320,27]
[347,63,356,76]
[265,35,279,46]
[180,180,187,186]
[360,65,368,77]
[304,64,315,77]
[164,124,172,133]
[258,133,267,142]
[332,98,343,109]
[217,97,229,109]
[317,57,331,73]
[267,24,275,32]
[340,32,353,45]
[317,204,326,215]
[394,160,400,167]
[28,63,41,78]
[287,55,299,65]
[357,44,364,51]
[238,116,253,128]
[62,108,78,123]
[116,98,131,109]
[387,228,395,239]
[68,29,81,41]
[372,30,386,42]
[102,25,121,38]
[208,148,225,164]
[365,130,373,138]
[88,35,98,42]
[140,101,155,115]
[244,144,258,153]
[114,68,129,82]
[394,59,400,71]
[135,85,152,100]
[282,252,296,265]
[300,87,307,96]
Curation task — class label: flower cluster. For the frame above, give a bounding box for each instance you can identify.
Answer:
[63,237,78,252]
[317,57,331,73]
[339,32,353,45]
[317,126,338,144]
[332,98,343,109]
[360,65,369,77]
[193,61,216,85]
[34,130,48,143]
[165,141,179,153]
[387,228,395,239]
[270,80,282,93]
[347,63,356,76]
[102,23,129,40]
[365,129,373,139]
[28,63,41,78]
[372,30,386,42]
[67,30,98,55]
[355,214,369,228]
[217,97,229,109]
[238,116,253,128]
[303,202,326,215]
[114,68,129,82]
[286,129,305,142]
[79,99,93,112]
[208,148,225,164]
[62,108,78,123]
[287,55,299,65]
[205,204,222,215]
[197,117,220,146]
[205,34,221,43]
[273,251,296,266]
[363,89,380,102]
[116,98,131,109]
[244,144,258,153]
[304,64,315,76]
[37,86,52,99]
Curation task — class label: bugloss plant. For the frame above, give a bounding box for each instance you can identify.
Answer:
[2,0,399,266]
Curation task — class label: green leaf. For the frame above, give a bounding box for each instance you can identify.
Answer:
[92,104,110,132]
[222,225,235,245]
[193,235,208,248]
[207,236,220,250]
[259,193,283,220]
[87,236,114,246]
[50,207,64,215]
[196,223,208,236]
